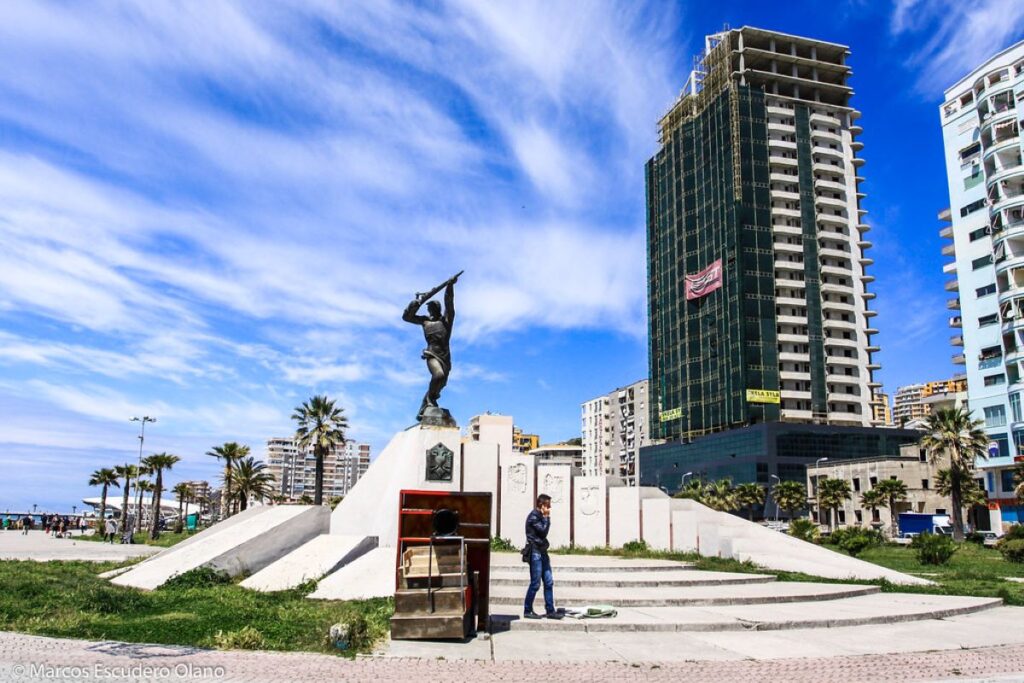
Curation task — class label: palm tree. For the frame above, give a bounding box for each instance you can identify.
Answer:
[772,480,808,519]
[920,407,989,541]
[142,453,180,540]
[873,478,909,538]
[135,477,153,534]
[935,468,988,512]
[206,442,250,520]
[114,464,137,532]
[818,478,852,532]
[292,395,348,505]
[701,478,738,512]
[673,479,705,500]
[231,457,275,511]
[87,468,119,535]
[172,482,192,531]
[859,487,886,529]
[734,483,765,521]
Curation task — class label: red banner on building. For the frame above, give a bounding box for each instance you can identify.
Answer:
[684,258,723,300]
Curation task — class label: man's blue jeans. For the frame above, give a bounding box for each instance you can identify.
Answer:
[524,550,554,614]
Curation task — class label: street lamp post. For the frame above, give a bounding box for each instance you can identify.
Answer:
[680,471,694,492]
[814,457,829,525]
[130,416,156,535]
[768,474,781,522]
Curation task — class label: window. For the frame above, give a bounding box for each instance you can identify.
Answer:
[979,313,999,327]
[922,479,930,490]
[985,405,1007,427]
[976,283,997,297]
[1011,393,1022,422]
[1002,469,1015,493]
[985,373,1006,386]
[869,476,878,486]
[961,199,986,217]
[852,477,861,492]
[919,449,927,462]
[855,510,863,523]
[969,226,991,241]
[972,255,993,269]
[980,345,1003,360]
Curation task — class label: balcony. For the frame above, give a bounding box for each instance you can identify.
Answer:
[944,278,960,291]
[863,309,877,318]
[951,335,964,346]
[941,243,956,256]
[939,225,953,238]
[950,315,962,327]
[952,353,966,365]
[947,297,961,309]
[943,261,957,274]
[938,207,952,222]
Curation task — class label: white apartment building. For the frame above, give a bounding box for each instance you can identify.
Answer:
[264,437,371,502]
[580,379,650,485]
[939,39,1024,530]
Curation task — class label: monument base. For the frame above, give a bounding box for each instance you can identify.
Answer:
[419,406,456,428]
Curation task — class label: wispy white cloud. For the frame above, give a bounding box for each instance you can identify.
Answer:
[0,1,680,510]
[888,0,1024,93]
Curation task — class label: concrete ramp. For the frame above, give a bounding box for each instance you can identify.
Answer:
[111,505,329,590]
[308,546,394,601]
[240,534,377,592]
[669,499,931,586]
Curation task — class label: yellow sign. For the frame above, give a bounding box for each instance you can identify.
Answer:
[746,389,781,404]
[659,407,683,422]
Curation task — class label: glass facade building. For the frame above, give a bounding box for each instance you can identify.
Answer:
[639,423,921,494]
[647,27,879,444]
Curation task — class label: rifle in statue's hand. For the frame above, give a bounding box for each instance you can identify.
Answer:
[415,271,464,304]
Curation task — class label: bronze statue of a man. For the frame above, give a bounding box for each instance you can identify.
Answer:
[403,271,462,422]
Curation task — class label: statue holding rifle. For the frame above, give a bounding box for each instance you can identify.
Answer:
[403,271,463,425]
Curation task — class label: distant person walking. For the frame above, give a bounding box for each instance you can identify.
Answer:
[21,515,31,535]
[105,518,118,544]
[523,494,562,620]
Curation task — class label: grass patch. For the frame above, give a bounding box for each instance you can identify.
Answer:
[0,560,392,656]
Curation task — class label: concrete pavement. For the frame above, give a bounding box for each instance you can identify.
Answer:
[1,630,1024,682]
[0,531,159,562]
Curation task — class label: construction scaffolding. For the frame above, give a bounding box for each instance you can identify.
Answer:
[657,28,743,203]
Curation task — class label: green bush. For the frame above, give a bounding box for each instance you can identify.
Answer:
[214,625,266,650]
[826,527,883,557]
[965,531,985,545]
[622,539,649,553]
[911,532,957,565]
[1003,524,1024,541]
[160,566,233,590]
[788,518,820,543]
[489,537,515,552]
[998,539,1024,563]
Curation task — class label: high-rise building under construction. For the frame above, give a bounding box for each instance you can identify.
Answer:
[646,27,880,443]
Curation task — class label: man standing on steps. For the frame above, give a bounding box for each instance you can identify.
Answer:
[523,494,562,620]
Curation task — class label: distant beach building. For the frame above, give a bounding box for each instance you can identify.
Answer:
[264,437,371,502]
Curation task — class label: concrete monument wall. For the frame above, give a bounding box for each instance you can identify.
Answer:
[499,453,535,548]
[536,463,572,549]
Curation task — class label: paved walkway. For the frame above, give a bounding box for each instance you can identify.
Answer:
[0,531,159,562]
[0,631,1023,682]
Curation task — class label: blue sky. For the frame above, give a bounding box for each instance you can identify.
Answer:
[2,1,1023,513]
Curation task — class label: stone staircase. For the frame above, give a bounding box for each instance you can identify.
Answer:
[487,553,1001,633]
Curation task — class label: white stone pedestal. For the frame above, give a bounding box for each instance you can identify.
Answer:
[330,423,462,547]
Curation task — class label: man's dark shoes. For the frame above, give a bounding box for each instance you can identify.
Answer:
[523,612,542,620]
[544,611,564,620]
